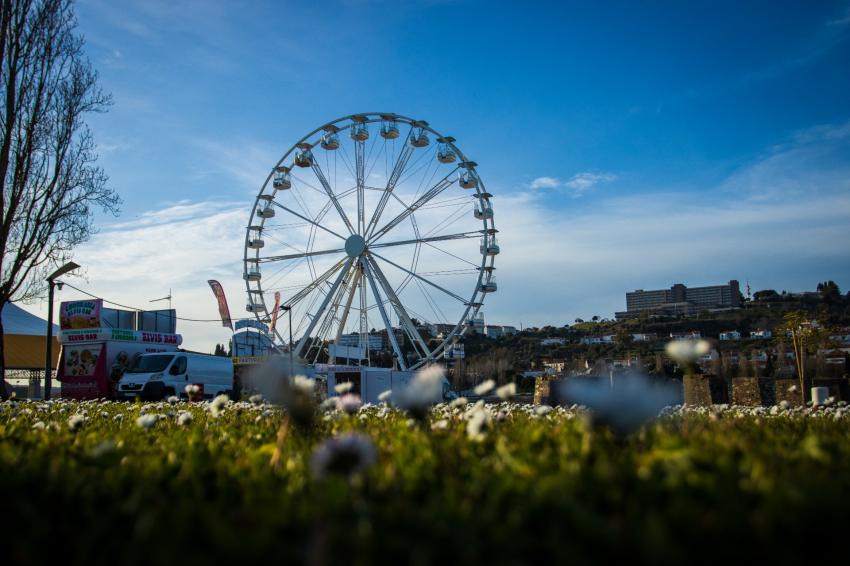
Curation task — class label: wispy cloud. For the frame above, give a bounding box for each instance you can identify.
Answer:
[564,172,617,192]
[529,172,616,194]
[188,137,280,193]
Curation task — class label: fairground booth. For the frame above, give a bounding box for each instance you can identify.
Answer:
[57,299,182,399]
[1,302,59,397]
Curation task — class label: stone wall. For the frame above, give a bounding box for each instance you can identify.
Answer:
[533,376,554,405]
[683,375,729,406]
[731,377,774,406]
[774,378,803,406]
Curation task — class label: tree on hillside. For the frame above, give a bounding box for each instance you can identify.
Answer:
[817,281,841,303]
[1,0,119,396]
[753,289,778,301]
[779,311,824,405]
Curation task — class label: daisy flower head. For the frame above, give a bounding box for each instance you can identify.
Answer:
[496,382,516,401]
[337,393,363,415]
[136,414,158,429]
[209,394,229,418]
[665,339,711,365]
[466,406,491,442]
[67,414,86,431]
[395,365,446,420]
[309,433,377,480]
[474,379,495,396]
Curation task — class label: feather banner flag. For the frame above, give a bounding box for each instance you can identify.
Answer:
[207,280,233,331]
[269,291,282,334]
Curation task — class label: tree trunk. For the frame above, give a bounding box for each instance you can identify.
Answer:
[0,302,7,399]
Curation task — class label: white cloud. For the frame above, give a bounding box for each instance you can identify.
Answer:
[27,200,250,352]
[563,172,617,192]
[529,176,561,189]
[529,172,616,194]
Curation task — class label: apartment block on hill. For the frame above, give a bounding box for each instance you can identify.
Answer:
[616,280,741,319]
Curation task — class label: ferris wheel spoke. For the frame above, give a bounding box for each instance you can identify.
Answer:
[271,201,348,241]
[284,258,347,309]
[255,247,345,263]
[361,257,408,370]
[310,160,356,235]
[366,256,431,359]
[369,230,483,250]
[368,251,469,304]
[292,256,356,359]
[364,141,415,238]
[355,138,366,235]
[368,168,459,244]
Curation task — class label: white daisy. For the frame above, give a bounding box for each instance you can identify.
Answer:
[495,383,516,400]
[136,414,157,429]
[474,379,495,396]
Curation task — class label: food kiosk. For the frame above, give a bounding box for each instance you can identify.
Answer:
[56,299,182,399]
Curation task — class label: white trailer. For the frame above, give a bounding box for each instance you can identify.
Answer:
[324,365,451,404]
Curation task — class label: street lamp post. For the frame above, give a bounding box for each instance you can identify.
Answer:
[44,262,80,400]
[281,306,293,373]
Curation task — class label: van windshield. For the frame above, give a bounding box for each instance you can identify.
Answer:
[126,354,174,374]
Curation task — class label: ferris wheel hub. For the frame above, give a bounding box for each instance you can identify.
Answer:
[344,234,367,258]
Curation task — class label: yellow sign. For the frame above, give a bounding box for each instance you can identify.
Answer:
[231,356,268,366]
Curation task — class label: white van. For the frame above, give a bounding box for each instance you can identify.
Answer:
[117,352,233,401]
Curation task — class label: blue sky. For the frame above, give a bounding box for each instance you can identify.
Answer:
[24,0,850,350]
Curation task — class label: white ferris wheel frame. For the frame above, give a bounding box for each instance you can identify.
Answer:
[242,112,498,370]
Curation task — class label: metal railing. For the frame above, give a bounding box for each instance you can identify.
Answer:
[3,369,58,399]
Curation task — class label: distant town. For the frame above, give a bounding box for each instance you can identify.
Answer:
[217,278,850,395]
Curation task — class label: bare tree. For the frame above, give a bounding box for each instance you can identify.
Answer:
[1,0,119,395]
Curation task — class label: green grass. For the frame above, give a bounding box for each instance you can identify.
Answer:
[2,399,849,565]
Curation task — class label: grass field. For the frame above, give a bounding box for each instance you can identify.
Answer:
[2,396,850,565]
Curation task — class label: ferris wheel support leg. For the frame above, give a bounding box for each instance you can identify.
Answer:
[332,267,363,364]
[292,257,355,361]
[362,257,408,371]
[366,255,431,360]
[310,266,355,364]
[359,265,369,367]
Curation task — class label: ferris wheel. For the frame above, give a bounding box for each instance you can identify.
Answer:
[243,113,499,370]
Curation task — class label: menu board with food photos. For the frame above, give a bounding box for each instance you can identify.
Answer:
[63,344,102,378]
[60,299,103,330]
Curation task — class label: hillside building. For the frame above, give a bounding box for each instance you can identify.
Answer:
[616,280,741,319]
